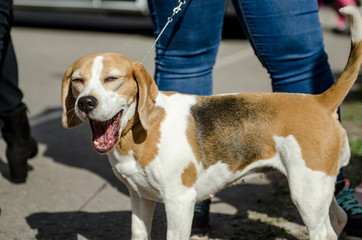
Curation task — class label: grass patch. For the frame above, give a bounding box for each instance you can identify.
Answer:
[345,140,362,188]
[341,97,362,187]
[341,101,362,122]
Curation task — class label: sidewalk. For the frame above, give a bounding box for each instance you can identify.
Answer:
[0,7,361,240]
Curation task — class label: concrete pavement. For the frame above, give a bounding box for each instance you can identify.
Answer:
[0,7,361,240]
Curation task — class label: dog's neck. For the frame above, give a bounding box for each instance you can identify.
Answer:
[116,105,165,168]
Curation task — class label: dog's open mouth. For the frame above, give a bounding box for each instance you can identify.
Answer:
[89,110,123,153]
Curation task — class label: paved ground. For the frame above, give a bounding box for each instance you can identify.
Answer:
[0,6,361,240]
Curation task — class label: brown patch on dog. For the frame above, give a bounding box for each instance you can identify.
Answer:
[186,100,202,164]
[62,71,84,128]
[61,63,84,128]
[267,93,344,176]
[160,91,180,96]
[181,162,197,188]
[132,61,159,131]
[117,106,166,168]
[190,94,277,172]
[189,92,344,176]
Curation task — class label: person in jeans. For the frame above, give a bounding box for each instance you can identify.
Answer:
[147,0,362,237]
[0,0,37,183]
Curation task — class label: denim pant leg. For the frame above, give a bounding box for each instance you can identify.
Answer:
[233,0,335,94]
[232,0,344,180]
[147,0,225,95]
[0,0,23,115]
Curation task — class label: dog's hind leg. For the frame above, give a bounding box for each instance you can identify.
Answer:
[275,135,340,239]
[129,189,156,240]
[287,172,338,240]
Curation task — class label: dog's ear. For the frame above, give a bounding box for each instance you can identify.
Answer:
[61,66,84,128]
[131,61,158,131]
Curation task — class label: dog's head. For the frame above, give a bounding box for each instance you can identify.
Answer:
[61,53,158,153]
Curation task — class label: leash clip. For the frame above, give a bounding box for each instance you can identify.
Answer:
[173,0,186,14]
[141,0,187,64]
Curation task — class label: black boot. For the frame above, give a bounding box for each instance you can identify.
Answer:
[0,105,37,183]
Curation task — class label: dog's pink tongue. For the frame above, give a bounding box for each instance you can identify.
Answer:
[91,119,115,152]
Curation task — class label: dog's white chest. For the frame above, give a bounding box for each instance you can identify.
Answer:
[107,149,162,201]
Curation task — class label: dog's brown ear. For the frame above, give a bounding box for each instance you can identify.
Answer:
[61,66,84,128]
[132,61,158,131]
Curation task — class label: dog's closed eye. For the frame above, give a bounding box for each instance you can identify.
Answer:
[104,76,119,82]
[72,78,84,84]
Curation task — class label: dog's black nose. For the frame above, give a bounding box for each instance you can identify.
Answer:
[78,96,98,114]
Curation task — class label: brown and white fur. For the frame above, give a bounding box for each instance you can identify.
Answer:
[61,6,362,240]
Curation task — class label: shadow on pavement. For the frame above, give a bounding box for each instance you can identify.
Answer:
[26,207,169,240]
[29,108,130,195]
[26,206,300,240]
[25,177,302,240]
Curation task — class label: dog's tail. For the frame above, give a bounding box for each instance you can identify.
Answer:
[318,6,362,112]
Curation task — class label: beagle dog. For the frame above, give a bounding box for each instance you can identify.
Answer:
[62,6,361,240]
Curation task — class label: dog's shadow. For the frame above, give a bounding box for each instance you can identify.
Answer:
[26,202,301,240]
[26,210,167,240]
[28,109,130,195]
[25,182,303,240]
[25,180,303,240]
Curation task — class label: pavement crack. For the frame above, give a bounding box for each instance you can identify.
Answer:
[78,182,107,211]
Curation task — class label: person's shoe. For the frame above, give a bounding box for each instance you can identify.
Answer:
[0,105,38,183]
[335,180,362,237]
[191,198,211,237]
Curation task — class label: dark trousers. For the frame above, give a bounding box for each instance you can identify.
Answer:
[0,0,23,116]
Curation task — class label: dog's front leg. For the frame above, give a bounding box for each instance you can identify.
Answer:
[129,189,156,240]
[164,190,197,240]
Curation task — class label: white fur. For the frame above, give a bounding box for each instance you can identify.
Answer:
[274,135,338,239]
[108,150,162,202]
[153,93,199,197]
[340,6,362,43]
[340,133,351,169]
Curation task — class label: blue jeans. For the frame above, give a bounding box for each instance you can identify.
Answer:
[147,0,344,180]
